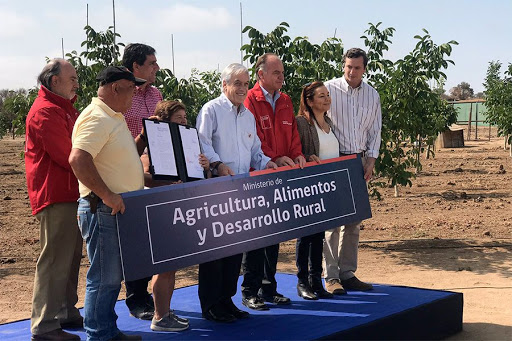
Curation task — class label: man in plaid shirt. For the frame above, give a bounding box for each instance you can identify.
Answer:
[122,43,162,138]
[121,43,162,319]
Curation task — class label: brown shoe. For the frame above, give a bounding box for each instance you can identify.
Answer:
[341,276,373,291]
[325,279,347,295]
[31,329,80,340]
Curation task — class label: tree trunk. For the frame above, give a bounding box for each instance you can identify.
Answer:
[416,136,422,173]
[426,144,432,159]
[394,184,399,197]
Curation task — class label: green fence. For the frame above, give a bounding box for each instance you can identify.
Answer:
[451,101,489,126]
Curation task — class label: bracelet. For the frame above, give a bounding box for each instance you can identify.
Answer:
[139,133,147,143]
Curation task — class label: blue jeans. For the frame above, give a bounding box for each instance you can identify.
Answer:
[78,198,122,341]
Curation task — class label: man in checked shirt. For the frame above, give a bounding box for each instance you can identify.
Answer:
[323,47,382,295]
[121,43,162,320]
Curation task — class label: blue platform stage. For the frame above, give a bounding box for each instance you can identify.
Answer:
[0,273,462,340]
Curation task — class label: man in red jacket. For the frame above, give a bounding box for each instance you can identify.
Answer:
[25,59,82,341]
[242,53,306,310]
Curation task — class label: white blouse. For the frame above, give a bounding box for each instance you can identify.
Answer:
[314,123,339,161]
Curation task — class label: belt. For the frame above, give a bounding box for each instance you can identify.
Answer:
[341,151,366,157]
[84,192,102,214]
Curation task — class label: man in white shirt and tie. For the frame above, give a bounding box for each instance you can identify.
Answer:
[323,48,382,294]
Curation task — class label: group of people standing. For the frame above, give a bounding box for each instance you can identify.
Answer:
[24,42,381,341]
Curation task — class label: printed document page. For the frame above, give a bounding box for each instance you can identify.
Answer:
[145,120,178,176]
[179,125,205,179]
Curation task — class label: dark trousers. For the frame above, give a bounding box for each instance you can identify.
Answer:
[198,253,243,313]
[241,244,279,298]
[296,232,325,284]
[125,277,152,310]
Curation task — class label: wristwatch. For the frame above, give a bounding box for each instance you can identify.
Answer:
[210,161,223,176]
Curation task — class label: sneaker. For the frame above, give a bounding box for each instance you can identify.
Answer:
[169,309,189,324]
[341,276,373,291]
[151,312,189,332]
[325,279,347,295]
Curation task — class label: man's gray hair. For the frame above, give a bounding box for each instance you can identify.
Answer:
[37,58,66,91]
[221,63,248,86]
[254,53,279,79]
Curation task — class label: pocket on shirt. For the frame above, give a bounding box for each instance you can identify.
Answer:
[242,130,255,149]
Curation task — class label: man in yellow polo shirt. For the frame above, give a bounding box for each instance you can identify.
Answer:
[69,66,147,341]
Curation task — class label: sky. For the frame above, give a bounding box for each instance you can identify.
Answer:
[1,0,511,94]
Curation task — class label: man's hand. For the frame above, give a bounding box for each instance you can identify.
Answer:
[364,157,376,181]
[217,163,235,176]
[275,156,295,167]
[139,115,159,136]
[308,154,321,163]
[265,161,278,170]
[199,154,210,171]
[102,192,125,215]
[69,148,125,215]
[294,155,307,169]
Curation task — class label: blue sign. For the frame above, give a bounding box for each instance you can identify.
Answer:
[117,155,372,281]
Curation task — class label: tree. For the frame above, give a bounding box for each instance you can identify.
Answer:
[241,22,458,198]
[65,25,220,126]
[154,68,221,126]
[1,88,38,138]
[67,25,125,112]
[449,81,474,100]
[362,25,458,196]
[241,22,344,109]
[484,61,512,151]
[432,78,451,100]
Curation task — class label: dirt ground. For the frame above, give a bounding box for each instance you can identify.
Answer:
[1,131,511,340]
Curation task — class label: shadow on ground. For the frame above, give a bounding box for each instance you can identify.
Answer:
[359,239,512,278]
[447,322,512,340]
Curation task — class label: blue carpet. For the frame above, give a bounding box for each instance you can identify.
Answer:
[0,273,462,340]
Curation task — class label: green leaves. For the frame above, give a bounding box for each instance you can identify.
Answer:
[363,24,458,196]
[242,22,344,110]
[1,88,38,137]
[484,61,512,138]
[67,25,125,112]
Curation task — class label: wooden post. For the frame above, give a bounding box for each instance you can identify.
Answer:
[467,103,472,141]
[475,102,478,140]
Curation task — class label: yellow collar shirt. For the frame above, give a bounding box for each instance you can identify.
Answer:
[72,97,144,198]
